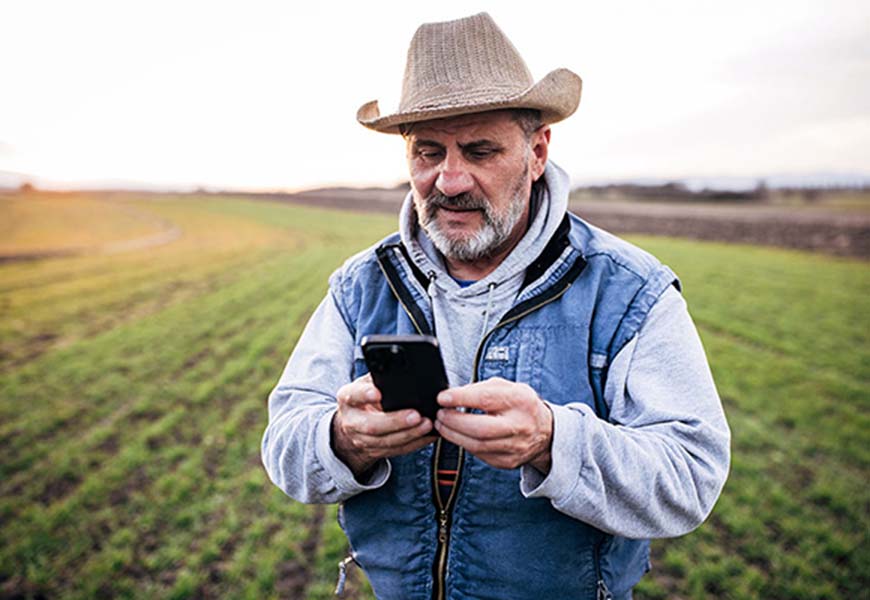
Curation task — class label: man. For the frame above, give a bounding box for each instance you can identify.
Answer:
[262,12,730,600]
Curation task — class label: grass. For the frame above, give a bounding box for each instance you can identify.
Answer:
[631,236,869,599]
[0,192,867,599]
[0,193,171,254]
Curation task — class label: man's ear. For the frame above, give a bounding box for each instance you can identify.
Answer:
[530,126,551,180]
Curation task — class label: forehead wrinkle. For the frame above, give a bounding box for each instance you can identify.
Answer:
[409,129,507,148]
[458,139,501,150]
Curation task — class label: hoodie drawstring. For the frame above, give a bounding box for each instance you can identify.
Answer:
[426,271,438,336]
[427,270,438,300]
[479,282,497,345]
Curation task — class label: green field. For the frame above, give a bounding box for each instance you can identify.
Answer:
[1,193,868,599]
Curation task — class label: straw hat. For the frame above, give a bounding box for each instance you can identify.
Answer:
[357,12,582,134]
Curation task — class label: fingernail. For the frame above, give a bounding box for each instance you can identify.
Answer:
[439,392,452,404]
[406,412,420,425]
[365,387,378,400]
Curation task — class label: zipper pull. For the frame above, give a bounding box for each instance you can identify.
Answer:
[597,579,613,600]
[335,555,354,596]
[438,510,449,544]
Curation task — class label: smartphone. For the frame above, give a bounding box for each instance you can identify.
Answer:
[360,334,448,422]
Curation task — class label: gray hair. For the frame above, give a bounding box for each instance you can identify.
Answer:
[509,109,544,140]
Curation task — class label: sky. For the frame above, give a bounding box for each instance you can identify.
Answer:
[1,0,869,191]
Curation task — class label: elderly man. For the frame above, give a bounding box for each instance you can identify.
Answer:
[262,12,730,600]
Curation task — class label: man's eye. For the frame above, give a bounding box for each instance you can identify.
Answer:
[467,149,495,160]
[418,149,443,160]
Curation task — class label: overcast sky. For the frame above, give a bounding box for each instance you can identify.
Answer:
[2,0,869,190]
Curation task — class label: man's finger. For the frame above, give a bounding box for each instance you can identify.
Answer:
[345,408,426,437]
[340,383,382,407]
[435,409,513,440]
[354,420,436,450]
[434,419,518,455]
[438,387,506,413]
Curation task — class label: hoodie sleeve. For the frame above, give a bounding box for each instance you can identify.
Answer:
[520,286,731,538]
[261,288,391,504]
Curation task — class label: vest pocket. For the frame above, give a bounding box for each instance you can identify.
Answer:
[479,345,517,382]
[479,328,544,390]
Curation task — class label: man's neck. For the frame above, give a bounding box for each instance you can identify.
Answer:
[445,253,506,282]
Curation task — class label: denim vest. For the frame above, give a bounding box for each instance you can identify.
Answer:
[330,213,679,600]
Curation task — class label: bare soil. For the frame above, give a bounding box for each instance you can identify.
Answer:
[264,188,870,259]
[569,199,870,259]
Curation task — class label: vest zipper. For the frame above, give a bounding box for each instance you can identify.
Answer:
[376,249,580,600]
[432,438,463,600]
[593,536,612,600]
[334,554,356,596]
[597,579,613,600]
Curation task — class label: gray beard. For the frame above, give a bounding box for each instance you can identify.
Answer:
[419,164,529,263]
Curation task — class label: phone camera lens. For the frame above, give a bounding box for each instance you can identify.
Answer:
[389,345,407,369]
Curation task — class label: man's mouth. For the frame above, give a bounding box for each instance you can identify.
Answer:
[439,205,481,213]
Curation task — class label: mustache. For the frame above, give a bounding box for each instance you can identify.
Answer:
[424,192,488,213]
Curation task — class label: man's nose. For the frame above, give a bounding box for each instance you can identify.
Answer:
[435,154,474,197]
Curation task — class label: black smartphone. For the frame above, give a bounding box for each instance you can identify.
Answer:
[360,334,448,423]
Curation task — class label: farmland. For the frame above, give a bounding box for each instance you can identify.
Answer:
[1,191,868,599]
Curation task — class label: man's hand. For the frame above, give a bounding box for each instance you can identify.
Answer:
[434,377,553,473]
[332,374,437,478]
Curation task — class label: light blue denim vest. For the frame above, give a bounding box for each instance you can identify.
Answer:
[330,213,679,600]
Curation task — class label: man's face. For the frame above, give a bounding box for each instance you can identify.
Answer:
[405,110,549,263]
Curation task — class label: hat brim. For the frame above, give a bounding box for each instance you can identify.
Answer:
[357,68,582,134]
